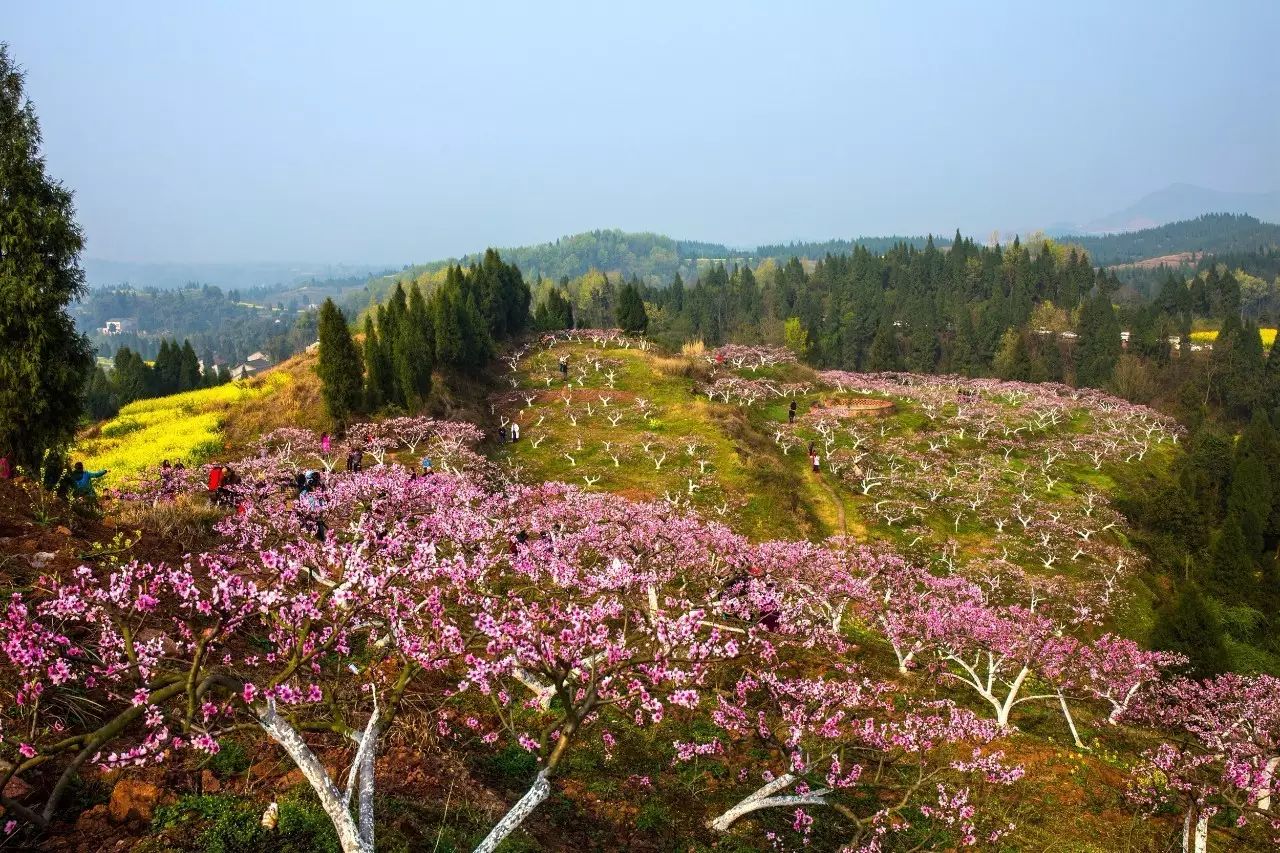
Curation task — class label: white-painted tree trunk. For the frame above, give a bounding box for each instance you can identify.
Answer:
[1057,691,1084,748]
[256,695,380,853]
[705,773,832,832]
[1182,807,1207,853]
[473,769,551,853]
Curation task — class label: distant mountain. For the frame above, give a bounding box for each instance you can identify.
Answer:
[82,259,388,290]
[1081,183,1280,233]
[1059,213,1280,267]
[377,229,949,294]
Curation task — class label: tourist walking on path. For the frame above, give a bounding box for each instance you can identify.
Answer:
[811,452,821,474]
[788,400,797,423]
[510,421,520,442]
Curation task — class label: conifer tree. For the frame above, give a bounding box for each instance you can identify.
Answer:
[1074,289,1121,388]
[395,285,434,408]
[178,340,201,391]
[0,47,95,470]
[866,316,900,371]
[1226,454,1272,557]
[1150,581,1229,678]
[1206,515,1257,603]
[362,314,389,411]
[84,365,118,420]
[615,282,648,334]
[111,348,151,405]
[316,299,363,425]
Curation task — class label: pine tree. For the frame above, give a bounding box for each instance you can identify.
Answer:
[1226,454,1272,557]
[316,299,363,425]
[0,47,96,470]
[993,328,1032,380]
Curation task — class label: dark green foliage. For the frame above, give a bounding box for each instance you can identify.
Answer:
[615,282,649,333]
[534,287,574,331]
[112,347,152,405]
[1151,581,1229,678]
[361,314,391,411]
[0,46,95,469]
[1227,454,1272,556]
[152,793,339,853]
[429,266,494,371]
[866,317,900,371]
[394,284,434,408]
[1074,289,1121,388]
[84,365,118,420]
[1205,516,1257,604]
[315,299,363,425]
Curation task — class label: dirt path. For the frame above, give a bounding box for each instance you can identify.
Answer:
[814,474,847,536]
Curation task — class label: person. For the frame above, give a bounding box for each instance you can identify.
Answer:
[497,424,507,444]
[297,473,327,542]
[0,453,12,480]
[174,461,186,471]
[69,462,107,496]
[420,457,433,476]
[807,440,816,457]
[811,453,821,474]
[320,432,331,454]
[558,355,569,378]
[510,421,520,442]
[208,464,224,493]
[215,466,239,507]
[788,401,797,424]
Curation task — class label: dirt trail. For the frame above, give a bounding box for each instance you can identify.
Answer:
[813,474,847,536]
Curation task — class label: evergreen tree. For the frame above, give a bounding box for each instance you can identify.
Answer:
[866,316,900,371]
[395,285,434,408]
[83,365,118,421]
[316,299,363,425]
[0,47,96,470]
[1074,289,1121,388]
[1206,515,1257,603]
[153,339,177,395]
[1226,454,1272,556]
[950,309,979,377]
[1150,581,1229,678]
[993,328,1032,380]
[615,282,648,334]
[178,340,201,392]
[362,314,390,411]
[111,348,151,405]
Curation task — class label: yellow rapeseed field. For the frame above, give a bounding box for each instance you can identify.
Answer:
[76,374,289,487]
[1188,327,1277,347]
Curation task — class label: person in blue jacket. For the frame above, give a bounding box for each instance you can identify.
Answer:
[70,462,107,495]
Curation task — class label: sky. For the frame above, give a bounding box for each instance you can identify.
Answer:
[7,0,1279,265]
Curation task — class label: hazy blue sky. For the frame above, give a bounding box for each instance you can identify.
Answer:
[8,1,1279,264]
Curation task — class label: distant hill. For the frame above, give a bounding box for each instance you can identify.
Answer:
[1080,183,1280,233]
[377,229,950,293]
[83,259,389,290]
[1059,213,1280,266]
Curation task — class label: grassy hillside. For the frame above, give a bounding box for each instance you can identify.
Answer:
[75,350,327,487]
[1066,213,1280,266]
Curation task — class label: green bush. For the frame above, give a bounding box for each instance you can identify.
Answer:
[207,740,251,777]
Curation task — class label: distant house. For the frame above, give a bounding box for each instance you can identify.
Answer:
[229,364,257,381]
[100,318,135,335]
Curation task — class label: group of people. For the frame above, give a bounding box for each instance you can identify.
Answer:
[496,420,521,444]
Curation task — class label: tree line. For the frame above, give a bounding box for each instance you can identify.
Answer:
[83,338,234,420]
[317,250,532,424]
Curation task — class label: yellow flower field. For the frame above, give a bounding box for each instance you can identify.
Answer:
[76,374,289,487]
[1188,327,1276,347]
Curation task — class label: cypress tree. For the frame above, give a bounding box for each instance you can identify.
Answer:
[84,365,118,421]
[0,47,95,470]
[1226,454,1272,556]
[112,348,151,405]
[316,299,363,425]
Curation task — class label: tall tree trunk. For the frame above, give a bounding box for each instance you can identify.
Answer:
[1182,806,1207,853]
